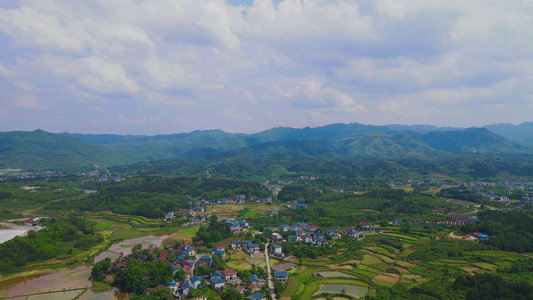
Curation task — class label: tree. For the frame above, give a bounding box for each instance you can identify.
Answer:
[131,288,173,300]
[273,278,284,297]
[91,257,111,281]
[212,254,226,270]
[115,265,146,294]
[400,221,411,233]
[221,288,245,300]
[132,243,143,254]
[175,269,186,281]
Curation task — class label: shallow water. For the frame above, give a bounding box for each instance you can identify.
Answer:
[94,233,174,263]
[0,229,27,244]
[0,266,129,299]
[0,266,91,298]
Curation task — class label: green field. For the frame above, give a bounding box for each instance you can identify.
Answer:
[179,227,200,234]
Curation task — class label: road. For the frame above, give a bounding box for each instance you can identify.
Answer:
[264,242,276,300]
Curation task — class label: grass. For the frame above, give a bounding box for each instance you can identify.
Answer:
[471,262,499,271]
[385,233,419,241]
[361,254,384,265]
[92,281,110,288]
[93,219,114,230]
[396,260,419,269]
[314,284,369,298]
[350,270,378,279]
[242,210,259,218]
[373,277,397,287]
[282,275,300,298]
[470,251,532,261]
[373,253,396,264]
[179,227,200,234]
[357,265,383,275]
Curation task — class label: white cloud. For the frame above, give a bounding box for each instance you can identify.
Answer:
[1,0,533,133]
[0,63,10,78]
[281,75,366,112]
[117,114,147,126]
[78,56,138,94]
[11,94,45,110]
[243,0,373,41]
[143,57,196,88]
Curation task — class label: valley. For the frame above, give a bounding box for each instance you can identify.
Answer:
[0,172,531,299]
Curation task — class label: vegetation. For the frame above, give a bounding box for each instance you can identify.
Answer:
[461,210,533,253]
[45,177,271,218]
[0,216,103,274]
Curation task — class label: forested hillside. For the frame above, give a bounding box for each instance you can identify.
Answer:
[2,123,533,175]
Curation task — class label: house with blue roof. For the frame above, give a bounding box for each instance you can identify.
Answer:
[347,230,360,238]
[214,250,226,259]
[316,238,328,246]
[180,281,190,295]
[313,232,324,239]
[289,224,301,231]
[209,277,225,289]
[302,234,313,244]
[190,276,203,289]
[246,293,266,300]
[249,274,260,284]
[288,235,298,243]
[325,229,341,239]
[269,244,283,258]
[200,255,212,265]
[230,240,242,250]
[274,271,287,282]
[210,271,221,279]
[244,244,260,255]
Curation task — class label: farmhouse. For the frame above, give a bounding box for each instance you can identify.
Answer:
[274,271,287,282]
[247,292,267,300]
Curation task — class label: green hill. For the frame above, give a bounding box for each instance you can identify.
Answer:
[0,130,142,171]
[2,124,532,172]
[421,128,527,153]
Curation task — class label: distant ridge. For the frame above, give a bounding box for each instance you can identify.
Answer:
[1,122,532,171]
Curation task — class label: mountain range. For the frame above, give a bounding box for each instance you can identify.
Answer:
[1,122,532,172]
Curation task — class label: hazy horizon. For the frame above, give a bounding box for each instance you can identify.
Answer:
[1,121,530,136]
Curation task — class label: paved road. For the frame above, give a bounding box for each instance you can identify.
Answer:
[264,242,276,300]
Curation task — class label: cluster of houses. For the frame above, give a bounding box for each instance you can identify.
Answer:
[472,232,490,240]
[23,217,40,226]
[113,242,269,298]
[481,194,509,201]
[261,221,372,248]
[230,240,261,256]
[113,243,198,291]
[150,267,269,300]
[219,218,250,235]
[443,198,471,208]
[410,214,478,226]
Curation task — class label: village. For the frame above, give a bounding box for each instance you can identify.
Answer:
[101,214,382,299]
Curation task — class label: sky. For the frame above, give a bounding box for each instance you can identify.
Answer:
[0,0,532,135]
